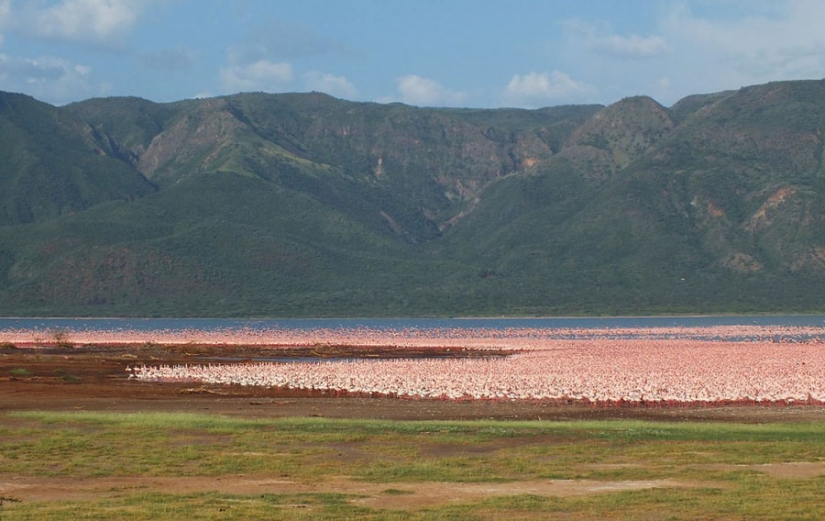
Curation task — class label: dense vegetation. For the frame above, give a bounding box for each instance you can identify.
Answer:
[2,80,825,317]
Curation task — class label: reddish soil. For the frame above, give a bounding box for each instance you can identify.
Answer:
[3,343,825,422]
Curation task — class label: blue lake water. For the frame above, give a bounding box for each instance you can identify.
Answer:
[2,315,825,333]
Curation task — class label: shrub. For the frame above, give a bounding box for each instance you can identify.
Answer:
[50,329,74,349]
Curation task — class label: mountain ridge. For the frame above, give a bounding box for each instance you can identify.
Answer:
[2,79,825,316]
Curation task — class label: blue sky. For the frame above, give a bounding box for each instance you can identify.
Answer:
[1,0,824,108]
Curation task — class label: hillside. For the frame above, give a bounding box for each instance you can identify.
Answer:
[0,92,156,226]
[2,79,825,316]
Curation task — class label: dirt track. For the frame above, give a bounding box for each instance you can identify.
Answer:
[4,343,825,422]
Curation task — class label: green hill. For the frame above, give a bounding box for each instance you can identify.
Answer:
[2,80,825,316]
[0,91,155,226]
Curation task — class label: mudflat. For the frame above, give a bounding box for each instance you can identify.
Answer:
[3,343,824,423]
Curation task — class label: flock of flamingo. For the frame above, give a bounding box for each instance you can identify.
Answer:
[4,324,825,405]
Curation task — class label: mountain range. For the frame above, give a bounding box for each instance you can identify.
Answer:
[2,79,825,317]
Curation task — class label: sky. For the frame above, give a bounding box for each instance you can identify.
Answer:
[1,0,824,108]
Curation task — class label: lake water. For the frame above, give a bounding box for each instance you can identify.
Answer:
[2,315,825,333]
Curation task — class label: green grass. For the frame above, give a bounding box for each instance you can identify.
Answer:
[2,492,367,521]
[2,411,825,519]
[6,482,825,520]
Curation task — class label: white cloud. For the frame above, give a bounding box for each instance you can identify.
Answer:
[220,60,293,93]
[661,1,825,83]
[0,0,149,103]
[394,74,466,106]
[503,70,596,107]
[565,19,670,60]
[0,53,105,104]
[304,71,356,99]
[591,33,670,59]
[554,2,825,106]
[11,0,146,46]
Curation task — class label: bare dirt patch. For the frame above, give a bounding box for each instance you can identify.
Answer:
[702,462,825,479]
[0,474,690,510]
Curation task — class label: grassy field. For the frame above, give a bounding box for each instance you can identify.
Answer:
[2,411,825,519]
